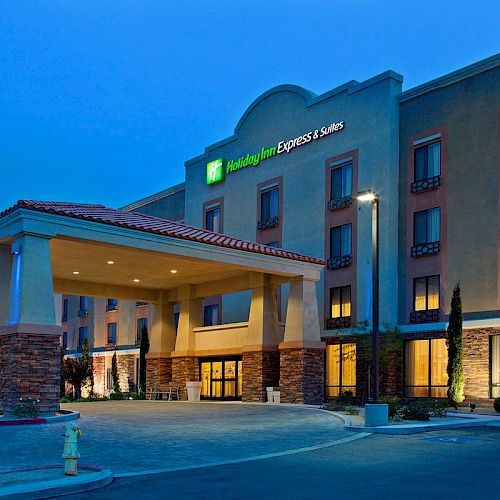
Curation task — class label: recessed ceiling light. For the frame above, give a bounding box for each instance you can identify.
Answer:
[72,271,80,275]
[107,260,115,265]
[170,269,178,274]
[133,278,140,282]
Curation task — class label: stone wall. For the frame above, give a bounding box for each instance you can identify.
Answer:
[279,348,324,404]
[92,356,106,396]
[242,350,280,402]
[118,354,137,393]
[0,333,60,414]
[172,357,198,400]
[146,357,173,397]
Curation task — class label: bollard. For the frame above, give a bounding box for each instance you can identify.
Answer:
[62,422,82,475]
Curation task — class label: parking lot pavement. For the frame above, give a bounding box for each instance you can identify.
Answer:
[0,401,346,474]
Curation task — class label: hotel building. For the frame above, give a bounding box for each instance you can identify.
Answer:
[55,54,500,404]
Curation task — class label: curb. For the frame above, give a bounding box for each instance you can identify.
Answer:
[0,464,112,498]
[0,410,80,427]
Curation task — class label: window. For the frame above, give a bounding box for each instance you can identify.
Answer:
[331,163,353,200]
[330,286,351,318]
[62,332,68,349]
[174,312,180,332]
[106,367,113,390]
[491,335,500,398]
[259,188,279,227]
[204,304,219,327]
[326,343,356,397]
[136,317,148,345]
[205,206,221,233]
[415,142,440,181]
[79,296,88,317]
[414,276,440,311]
[330,224,352,258]
[414,208,440,245]
[405,339,448,397]
[107,322,117,345]
[78,326,88,348]
[106,298,118,312]
[62,299,68,322]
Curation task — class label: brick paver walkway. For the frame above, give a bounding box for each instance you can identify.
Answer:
[0,402,345,474]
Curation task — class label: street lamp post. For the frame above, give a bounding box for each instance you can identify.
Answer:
[357,191,379,403]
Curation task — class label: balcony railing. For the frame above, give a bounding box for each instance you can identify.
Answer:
[327,255,352,270]
[105,342,117,350]
[106,304,118,312]
[328,195,352,211]
[325,316,352,329]
[410,309,440,324]
[78,309,88,318]
[257,216,279,230]
[411,241,440,257]
[135,301,148,307]
[411,175,441,193]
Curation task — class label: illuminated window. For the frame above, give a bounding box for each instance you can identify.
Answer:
[415,142,440,181]
[414,276,440,311]
[204,304,219,327]
[414,208,440,245]
[405,338,448,397]
[107,322,117,344]
[326,343,356,397]
[205,206,221,233]
[330,224,352,258]
[491,335,500,398]
[330,286,351,319]
[331,163,352,199]
[261,188,279,221]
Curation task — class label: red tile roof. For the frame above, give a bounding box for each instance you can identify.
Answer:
[1,200,325,266]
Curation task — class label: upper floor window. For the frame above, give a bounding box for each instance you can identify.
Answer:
[79,296,88,317]
[411,275,440,323]
[328,224,352,269]
[62,299,68,322]
[107,322,117,345]
[412,208,440,257]
[106,298,118,312]
[326,285,351,329]
[62,331,68,350]
[136,317,148,346]
[205,206,221,233]
[203,304,220,327]
[331,163,352,200]
[412,140,441,192]
[78,326,88,348]
[258,187,279,229]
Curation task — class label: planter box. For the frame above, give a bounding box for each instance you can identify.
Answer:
[272,391,280,403]
[186,381,202,401]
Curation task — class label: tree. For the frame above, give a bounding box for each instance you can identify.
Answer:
[111,351,121,394]
[138,324,150,396]
[62,358,89,400]
[447,283,465,407]
[81,338,94,396]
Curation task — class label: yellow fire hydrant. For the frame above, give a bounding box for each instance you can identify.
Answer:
[62,422,82,476]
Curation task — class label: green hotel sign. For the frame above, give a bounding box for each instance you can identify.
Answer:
[206,120,345,185]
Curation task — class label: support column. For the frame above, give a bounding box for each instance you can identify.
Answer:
[171,288,202,400]
[145,301,176,396]
[0,235,61,414]
[279,277,325,404]
[243,274,281,402]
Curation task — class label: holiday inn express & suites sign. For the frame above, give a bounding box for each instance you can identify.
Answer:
[206,120,345,185]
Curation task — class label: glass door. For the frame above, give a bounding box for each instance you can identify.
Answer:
[199,357,242,400]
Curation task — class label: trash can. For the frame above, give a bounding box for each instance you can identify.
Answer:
[186,381,202,401]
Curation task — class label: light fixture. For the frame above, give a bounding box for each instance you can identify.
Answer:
[133,278,140,283]
[170,269,178,274]
[107,260,115,265]
[357,191,377,202]
[72,271,80,275]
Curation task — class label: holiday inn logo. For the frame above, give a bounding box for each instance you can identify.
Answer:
[206,158,225,185]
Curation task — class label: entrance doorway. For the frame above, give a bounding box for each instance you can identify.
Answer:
[199,357,242,400]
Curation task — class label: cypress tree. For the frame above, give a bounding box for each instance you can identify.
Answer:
[138,324,150,396]
[81,338,94,395]
[446,283,465,407]
[111,351,121,394]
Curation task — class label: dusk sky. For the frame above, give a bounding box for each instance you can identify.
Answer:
[0,1,498,209]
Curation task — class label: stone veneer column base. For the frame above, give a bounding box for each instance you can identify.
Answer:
[242,350,280,402]
[0,332,60,414]
[146,356,173,397]
[171,357,198,400]
[279,348,325,404]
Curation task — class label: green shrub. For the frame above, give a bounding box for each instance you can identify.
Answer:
[124,392,145,400]
[109,392,124,400]
[337,391,355,406]
[402,401,430,421]
[13,398,40,418]
[381,396,400,418]
[60,397,72,403]
[494,398,500,413]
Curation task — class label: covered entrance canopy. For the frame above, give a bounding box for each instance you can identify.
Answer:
[0,201,325,412]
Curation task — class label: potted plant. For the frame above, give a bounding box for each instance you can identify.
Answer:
[272,387,280,403]
[186,381,202,401]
